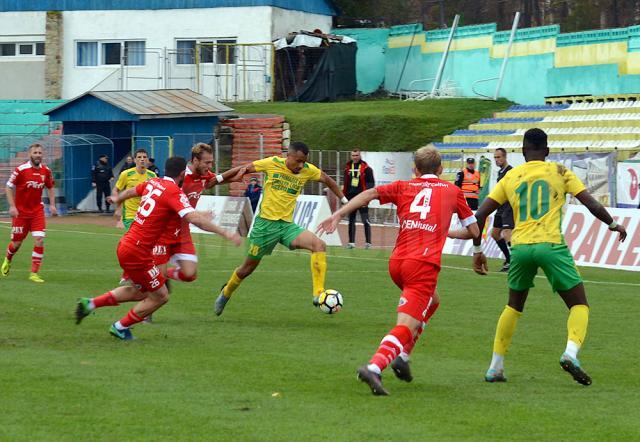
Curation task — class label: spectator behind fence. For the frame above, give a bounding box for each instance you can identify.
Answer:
[92,154,114,213]
[244,177,262,213]
[119,155,135,175]
[455,157,481,210]
[342,149,375,249]
[148,157,160,176]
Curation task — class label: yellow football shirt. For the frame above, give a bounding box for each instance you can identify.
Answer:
[115,167,157,220]
[253,156,322,222]
[488,160,586,245]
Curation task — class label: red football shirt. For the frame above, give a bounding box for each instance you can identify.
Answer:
[6,161,55,217]
[122,177,195,250]
[182,167,215,208]
[377,174,476,266]
[157,167,214,244]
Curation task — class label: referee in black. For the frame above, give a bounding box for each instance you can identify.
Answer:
[491,148,514,272]
[92,154,114,213]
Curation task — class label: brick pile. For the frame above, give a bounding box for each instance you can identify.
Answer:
[222,115,287,196]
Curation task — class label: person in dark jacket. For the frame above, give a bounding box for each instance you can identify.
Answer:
[92,154,114,212]
[119,155,135,175]
[244,177,262,213]
[343,149,375,248]
[147,158,160,176]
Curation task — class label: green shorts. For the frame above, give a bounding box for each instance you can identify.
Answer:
[247,216,306,260]
[123,218,134,231]
[508,243,583,293]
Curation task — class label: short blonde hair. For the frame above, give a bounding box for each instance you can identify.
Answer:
[191,143,213,160]
[414,146,441,175]
[29,143,44,151]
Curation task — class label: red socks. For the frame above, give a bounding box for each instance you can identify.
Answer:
[402,300,440,357]
[167,267,197,282]
[119,309,144,328]
[92,291,119,309]
[369,325,414,372]
[31,245,44,273]
[5,242,18,261]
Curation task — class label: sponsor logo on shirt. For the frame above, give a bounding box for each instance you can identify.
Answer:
[187,191,200,201]
[26,180,45,189]
[12,226,24,234]
[401,219,438,232]
[152,245,167,256]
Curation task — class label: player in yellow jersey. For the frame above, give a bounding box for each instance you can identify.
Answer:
[465,129,626,385]
[112,149,157,230]
[213,141,348,315]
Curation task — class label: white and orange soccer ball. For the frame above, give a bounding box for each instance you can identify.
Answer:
[318,289,343,314]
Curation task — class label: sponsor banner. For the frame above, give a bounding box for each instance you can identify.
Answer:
[443,206,640,272]
[191,196,253,236]
[616,162,640,208]
[563,205,640,272]
[361,152,413,209]
[248,195,342,246]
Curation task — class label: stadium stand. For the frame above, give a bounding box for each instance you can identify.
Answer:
[0,100,64,191]
[437,94,640,151]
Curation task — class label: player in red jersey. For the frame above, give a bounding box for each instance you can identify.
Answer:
[2,143,57,283]
[317,146,480,395]
[154,143,227,284]
[75,156,242,340]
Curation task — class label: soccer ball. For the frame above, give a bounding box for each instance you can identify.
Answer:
[318,289,343,314]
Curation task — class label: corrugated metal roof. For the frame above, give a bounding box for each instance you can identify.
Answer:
[0,0,338,15]
[45,89,234,119]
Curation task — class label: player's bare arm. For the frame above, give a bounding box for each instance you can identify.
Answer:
[46,185,57,217]
[5,185,18,217]
[470,197,501,275]
[184,211,242,246]
[574,190,627,242]
[316,188,378,236]
[319,171,346,201]
[108,187,139,206]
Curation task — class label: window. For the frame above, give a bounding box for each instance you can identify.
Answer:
[0,44,16,56]
[102,42,121,65]
[76,40,145,66]
[200,40,214,64]
[19,44,33,55]
[177,40,196,65]
[175,38,237,65]
[216,39,236,65]
[124,41,145,66]
[0,42,45,58]
[77,41,98,66]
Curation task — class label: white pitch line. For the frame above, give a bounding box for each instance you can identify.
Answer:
[2,222,639,288]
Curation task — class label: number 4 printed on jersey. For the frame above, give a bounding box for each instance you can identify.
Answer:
[409,188,433,219]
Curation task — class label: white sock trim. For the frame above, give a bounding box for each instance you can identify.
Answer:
[489,352,504,371]
[565,340,580,359]
[380,335,403,352]
[367,363,381,374]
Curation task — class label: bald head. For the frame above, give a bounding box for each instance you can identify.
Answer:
[414,146,442,175]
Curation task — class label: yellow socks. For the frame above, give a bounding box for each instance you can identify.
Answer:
[565,304,589,358]
[222,270,243,298]
[493,305,522,356]
[310,252,327,296]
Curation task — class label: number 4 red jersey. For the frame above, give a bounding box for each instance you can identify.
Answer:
[122,177,195,250]
[377,174,476,267]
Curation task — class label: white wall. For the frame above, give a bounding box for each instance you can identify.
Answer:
[0,11,45,39]
[0,7,333,101]
[61,7,276,99]
[270,8,333,40]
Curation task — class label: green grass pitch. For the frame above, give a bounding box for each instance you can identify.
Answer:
[1,223,639,440]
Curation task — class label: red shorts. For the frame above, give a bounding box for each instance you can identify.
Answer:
[117,241,166,292]
[153,230,197,265]
[389,258,439,322]
[11,213,46,241]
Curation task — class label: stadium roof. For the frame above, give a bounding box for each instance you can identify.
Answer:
[0,0,339,15]
[45,89,233,120]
